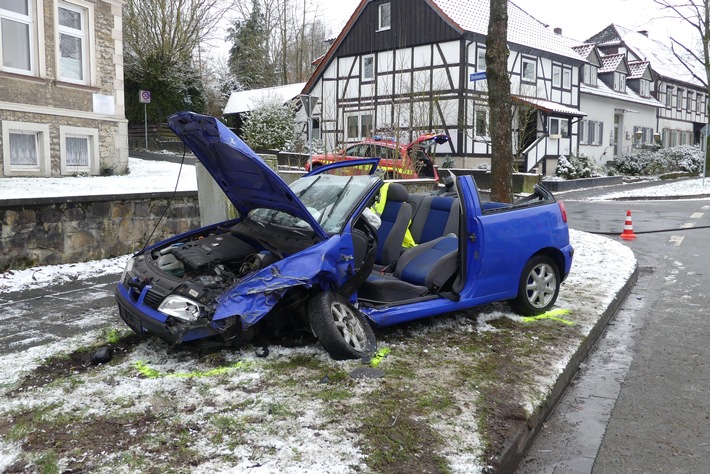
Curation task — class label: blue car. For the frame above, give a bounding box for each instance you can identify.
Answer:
[115,112,573,360]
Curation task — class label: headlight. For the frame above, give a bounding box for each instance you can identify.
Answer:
[121,257,135,283]
[158,295,203,322]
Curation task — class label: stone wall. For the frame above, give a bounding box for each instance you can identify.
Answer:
[0,192,199,272]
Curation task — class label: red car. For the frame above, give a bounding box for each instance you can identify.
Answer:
[307,133,450,180]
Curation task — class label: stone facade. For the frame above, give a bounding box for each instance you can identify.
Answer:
[0,0,128,178]
[0,192,199,271]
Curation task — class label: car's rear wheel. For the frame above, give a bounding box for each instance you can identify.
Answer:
[509,255,560,316]
[308,292,376,360]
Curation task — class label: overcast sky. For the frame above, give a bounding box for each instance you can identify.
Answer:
[321,0,695,47]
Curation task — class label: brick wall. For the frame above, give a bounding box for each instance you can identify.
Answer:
[0,192,199,272]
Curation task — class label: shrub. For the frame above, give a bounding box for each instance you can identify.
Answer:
[555,154,601,179]
[615,145,703,176]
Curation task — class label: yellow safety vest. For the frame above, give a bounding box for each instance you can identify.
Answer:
[372,183,417,248]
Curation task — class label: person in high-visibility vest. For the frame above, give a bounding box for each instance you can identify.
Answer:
[372,182,416,248]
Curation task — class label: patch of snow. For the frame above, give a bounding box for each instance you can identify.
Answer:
[591,178,710,200]
[0,158,196,200]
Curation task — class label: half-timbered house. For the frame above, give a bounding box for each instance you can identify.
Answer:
[301,0,587,174]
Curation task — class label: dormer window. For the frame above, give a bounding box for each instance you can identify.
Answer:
[378,3,391,31]
[583,64,597,86]
[613,72,626,92]
[639,79,650,97]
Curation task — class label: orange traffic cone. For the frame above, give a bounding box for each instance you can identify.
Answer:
[620,210,636,241]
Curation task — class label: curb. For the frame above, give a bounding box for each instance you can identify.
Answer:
[496,263,640,473]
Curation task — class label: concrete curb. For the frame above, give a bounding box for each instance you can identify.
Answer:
[497,263,640,473]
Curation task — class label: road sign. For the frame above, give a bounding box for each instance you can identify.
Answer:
[139,90,151,104]
[470,71,487,82]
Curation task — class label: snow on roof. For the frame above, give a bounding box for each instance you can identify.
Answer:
[430,0,585,62]
[627,61,650,80]
[223,82,307,115]
[589,24,704,87]
[581,80,663,108]
[513,96,586,117]
[598,53,625,73]
[572,44,596,60]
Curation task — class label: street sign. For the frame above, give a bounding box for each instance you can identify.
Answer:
[470,71,487,82]
[300,94,319,118]
[139,90,151,104]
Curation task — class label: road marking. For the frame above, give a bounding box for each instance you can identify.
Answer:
[690,212,704,219]
[669,236,685,247]
[702,205,710,210]
[681,223,696,229]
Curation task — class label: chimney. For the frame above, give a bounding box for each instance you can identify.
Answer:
[638,30,649,37]
[554,27,562,35]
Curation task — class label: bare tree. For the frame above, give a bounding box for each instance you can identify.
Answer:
[486,0,514,203]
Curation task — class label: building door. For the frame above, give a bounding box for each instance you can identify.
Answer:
[613,113,623,158]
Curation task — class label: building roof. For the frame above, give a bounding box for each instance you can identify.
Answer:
[581,81,663,108]
[512,96,586,117]
[587,24,704,87]
[598,53,625,74]
[572,44,596,60]
[627,61,650,80]
[431,0,585,61]
[223,83,307,115]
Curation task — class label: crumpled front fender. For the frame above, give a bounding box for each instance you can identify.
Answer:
[213,236,354,328]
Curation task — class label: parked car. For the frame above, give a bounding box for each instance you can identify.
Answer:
[306,133,449,180]
[115,112,574,360]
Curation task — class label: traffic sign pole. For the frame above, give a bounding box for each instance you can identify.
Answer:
[139,90,152,150]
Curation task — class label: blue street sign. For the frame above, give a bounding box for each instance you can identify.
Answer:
[470,71,487,82]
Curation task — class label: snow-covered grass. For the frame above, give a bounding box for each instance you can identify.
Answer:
[0,230,636,473]
[0,158,197,200]
[591,177,710,200]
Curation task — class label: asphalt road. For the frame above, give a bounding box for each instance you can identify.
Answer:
[518,183,710,473]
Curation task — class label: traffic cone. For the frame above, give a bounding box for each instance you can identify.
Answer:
[620,210,636,241]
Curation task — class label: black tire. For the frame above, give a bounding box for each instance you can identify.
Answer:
[308,292,376,360]
[509,255,560,316]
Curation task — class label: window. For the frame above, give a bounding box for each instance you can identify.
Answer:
[562,67,572,89]
[362,54,374,81]
[632,126,654,146]
[698,93,704,113]
[689,92,695,112]
[579,120,603,146]
[346,113,373,140]
[378,2,391,31]
[2,121,50,176]
[677,89,684,111]
[613,72,626,92]
[57,2,87,83]
[522,57,536,82]
[311,118,321,140]
[666,85,674,108]
[549,117,569,139]
[582,64,597,86]
[0,0,34,74]
[60,126,99,175]
[639,80,650,97]
[477,46,486,71]
[475,108,488,137]
[552,64,561,88]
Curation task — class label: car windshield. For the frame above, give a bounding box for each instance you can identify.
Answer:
[248,174,379,234]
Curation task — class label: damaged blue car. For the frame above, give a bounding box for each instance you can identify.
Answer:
[115,112,573,360]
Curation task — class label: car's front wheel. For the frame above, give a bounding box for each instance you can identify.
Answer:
[509,255,560,315]
[308,292,376,360]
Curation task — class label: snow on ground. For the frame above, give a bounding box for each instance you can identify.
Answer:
[590,177,710,200]
[0,158,197,200]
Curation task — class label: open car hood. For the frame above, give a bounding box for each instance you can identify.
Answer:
[168,112,328,240]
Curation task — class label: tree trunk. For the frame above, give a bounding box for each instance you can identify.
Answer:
[486,0,514,203]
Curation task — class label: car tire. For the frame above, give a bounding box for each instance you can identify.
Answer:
[509,255,560,316]
[308,291,376,360]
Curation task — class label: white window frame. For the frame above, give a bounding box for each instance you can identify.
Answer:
[521,57,536,83]
[639,79,650,97]
[549,117,569,139]
[476,46,486,72]
[2,120,51,176]
[59,125,99,175]
[613,72,626,92]
[677,89,684,111]
[666,85,674,108]
[474,107,489,138]
[377,2,391,32]
[583,64,597,86]
[361,54,374,81]
[562,66,572,90]
[581,120,603,146]
[552,64,561,88]
[55,0,95,86]
[345,113,373,141]
[0,0,38,75]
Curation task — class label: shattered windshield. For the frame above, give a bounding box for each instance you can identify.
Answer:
[249,174,379,234]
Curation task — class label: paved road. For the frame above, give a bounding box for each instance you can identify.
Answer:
[518,183,710,473]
